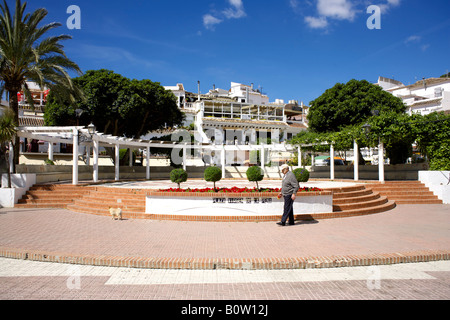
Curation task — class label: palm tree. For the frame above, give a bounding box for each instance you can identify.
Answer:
[0,108,17,188]
[0,0,82,169]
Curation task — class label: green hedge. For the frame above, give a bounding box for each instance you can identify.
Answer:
[292,168,309,182]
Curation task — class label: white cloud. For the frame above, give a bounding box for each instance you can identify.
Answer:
[378,0,401,13]
[223,0,246,19]
[305,16,328,29]
[317,0,356,21]
[387,0,401,6]
[404,34,430,52]
[421,44,430,52]
[203,0,247,30]
[300,0,401,30]
[405,35,421,43]
[203,14,223,30]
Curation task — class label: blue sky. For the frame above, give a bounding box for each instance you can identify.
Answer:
[26,0,450,105]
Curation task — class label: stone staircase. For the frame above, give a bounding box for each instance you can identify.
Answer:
[15,181,441,220]
[15,184,95,209]
[328,185,396,217]
[364,181,442,204]
[66,187,148,219]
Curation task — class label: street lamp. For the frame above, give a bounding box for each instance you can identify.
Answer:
[87,122,96,137]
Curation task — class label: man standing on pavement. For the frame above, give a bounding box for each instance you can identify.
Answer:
[277,164,299,226]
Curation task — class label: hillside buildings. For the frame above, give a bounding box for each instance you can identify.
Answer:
[376,76,450,115]
[164,82,308,145]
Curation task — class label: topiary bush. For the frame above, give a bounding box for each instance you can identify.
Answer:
[293,168,309,182]
[246,166,264,189]
[170,168,188,188]
[204,166,222,191]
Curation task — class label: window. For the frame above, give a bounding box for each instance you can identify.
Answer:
[435,87,443,97]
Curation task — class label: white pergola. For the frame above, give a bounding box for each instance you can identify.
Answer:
[297,139,385,182]
[15,126,299,185]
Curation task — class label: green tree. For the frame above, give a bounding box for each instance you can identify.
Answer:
[170,168,188,189]
[293,168,309,182]
[45,69,184,138]
[0,0,82,167]
[412,112,450,170]
[204,166,222,191]
[246,166,264,189]
[308,79,406,133]
[364,111,418,165]
[0,109,17,187]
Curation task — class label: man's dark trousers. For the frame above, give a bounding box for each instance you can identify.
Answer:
[282,195,294,224]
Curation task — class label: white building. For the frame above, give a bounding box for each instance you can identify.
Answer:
[229,82,269,105]
[376,76,450,115]
[162,81,308,165]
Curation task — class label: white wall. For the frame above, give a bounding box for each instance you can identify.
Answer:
[418,171,450,204]
[0,174,36,207]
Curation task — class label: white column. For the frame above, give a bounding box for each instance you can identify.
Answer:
[298,146,302,167]
[311,154,315,167]
[72,129,79,185]
[9,142,14,174]
[378,139,385,182]
[146,146,150,180]
[86,145,90,166]
[261,145,265,173]
[353,140,359,181]
[182,145,187,170]
[330,144,335,180]
[93,137,99,182]
[48,142,53,161]
[115,144,120,181]
[221,146,226,179]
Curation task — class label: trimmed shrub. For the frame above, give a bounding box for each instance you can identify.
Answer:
[293,168,309,182]
[246,166,264,189]
[170,168,188,188]
[204,166,222,191]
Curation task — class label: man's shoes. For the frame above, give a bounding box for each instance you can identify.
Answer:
[289,222,295,225]
[276,222,286,226]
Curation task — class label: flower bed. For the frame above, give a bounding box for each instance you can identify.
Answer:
[158,186,323,193]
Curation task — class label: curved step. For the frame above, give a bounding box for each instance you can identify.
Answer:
[333,196,388,211]
[329,200,396,218]
[333,191,381,204]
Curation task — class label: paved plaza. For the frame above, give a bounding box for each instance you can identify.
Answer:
[0,179,449,300]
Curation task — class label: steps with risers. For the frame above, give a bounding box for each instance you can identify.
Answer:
[326,185,396,217]
[15,184,95,209]
[67,187,147,218]
[15,183,400,220]
[364,181,442,204]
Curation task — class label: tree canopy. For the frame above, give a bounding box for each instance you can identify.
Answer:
[44,69,184,139]
[307,79,406,133]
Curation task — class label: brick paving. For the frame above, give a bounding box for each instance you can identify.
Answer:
[0,258,449,300]
[0,199,449,301]
[0,203,449,269]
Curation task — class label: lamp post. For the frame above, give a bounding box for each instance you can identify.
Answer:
[87,123,96,137]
